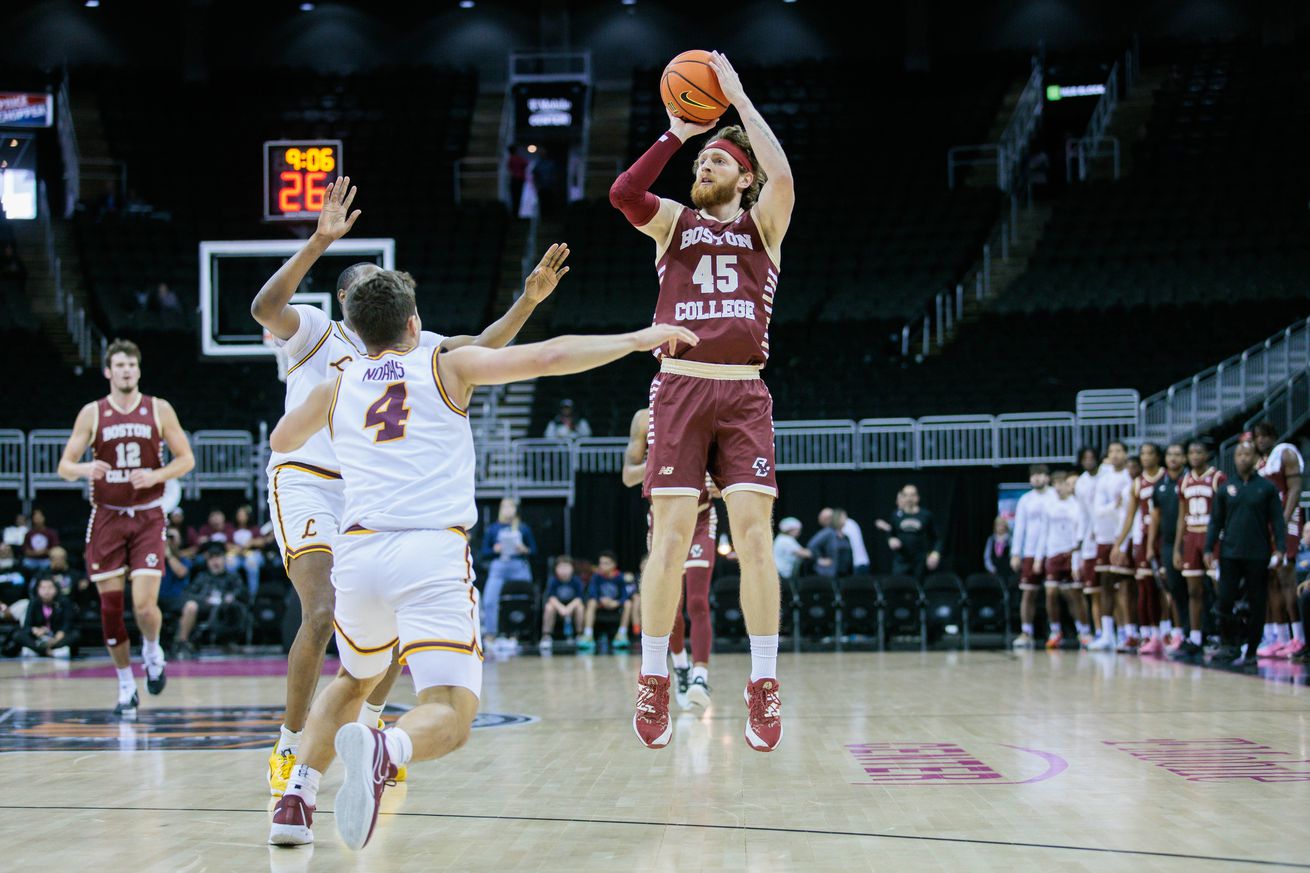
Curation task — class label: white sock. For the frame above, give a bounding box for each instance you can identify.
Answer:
[142,636,163,667]
[116,666,135,700]
[1126,624,1139,638]
[358,700,384,726]
[1160,619,1173,636]
[641,633,669,677]
[1075,622,1090,636]
[276,725,301,756]
[615,626,629,639]
[1276,624,1290,645]
[749,634,778,682]
[691,665,708,683]
[1264,623,1276,643]
[285,764,320,806]
[1021,622,1034,636]
[1294,624,1305,644]
[671,649,690,670]
[582,627,593,639]
[383,727,413,767]
[1101,616,1116,639]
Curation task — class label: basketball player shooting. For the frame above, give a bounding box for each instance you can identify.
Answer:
[609,51,794,752]
[266,268,696,850]
[57,340,195,717]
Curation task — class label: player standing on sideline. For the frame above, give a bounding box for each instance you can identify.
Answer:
[1253,422,1306,658]
[1040,470,1092,649]
[621,407,718,709]
[1073,447,1102,635]
[1112,443,1166,654]
[1171,440,1225,662]
[609,53,794,751]
[1088,441,1132,651]
[266,269,696,849]
[1009,464,1053,649]
[251,177,570,795]
[57,340,194,716]
[1150,443,1187,653]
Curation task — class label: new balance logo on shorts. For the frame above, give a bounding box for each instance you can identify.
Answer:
[753,458,770,477]
[659,466,675,475]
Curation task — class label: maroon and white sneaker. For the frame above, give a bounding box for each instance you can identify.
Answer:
[268,793,315,846]
[743,678,782,752]
[633,674,672,749]
[333,723,397,851]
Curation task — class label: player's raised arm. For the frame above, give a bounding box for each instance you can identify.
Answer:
[707,52,795,246]
[269,380,338,454]
[441,325,698,407]
[621,408,649,488]
[441,244,572,351]
[250,176,361,339]
[57,402,110,482]
[609,110,712,244]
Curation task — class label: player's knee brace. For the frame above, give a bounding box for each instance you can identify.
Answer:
[100,589,128,647]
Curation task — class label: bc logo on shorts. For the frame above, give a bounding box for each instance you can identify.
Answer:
[753,457,770,477]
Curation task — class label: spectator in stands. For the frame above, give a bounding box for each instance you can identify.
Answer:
[230,505,266,598]
[22,508,59,574]
[174,543,248,658]
[16,576,78,658]
[539,555,587,652]
[0,545,24,603]
[773,517,811,582]
[158,528,192,647]
[155,282,181,313]
[1296,526,1310,584]
[984,516,1014,584]
[507,144,528,214]
[480,498,537,645]
[532,146,562,217]
[3,512,27,549]
[578,550,632,653]
[189,508,236,552]
[545,399,592,439]
[876,484,943,580]
[819,507,870,575]
[807,509,853,578]
[45,547,74,596]
[0,244,24,280]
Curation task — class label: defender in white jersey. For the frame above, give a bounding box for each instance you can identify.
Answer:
[1087,441,1132,651]
[1008,464,1053,649]
[266,267,698,851]
[252,177,571,796]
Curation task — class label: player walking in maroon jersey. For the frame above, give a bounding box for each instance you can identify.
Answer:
[57,339,194,717]
[611,52,793,751]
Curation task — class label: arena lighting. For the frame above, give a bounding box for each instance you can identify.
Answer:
[621,0,636,6]
[299,2,314,10]
[527,144,538,153]
[459,0,475,7]
[1046,83,1106,101]
[84,0,100,7]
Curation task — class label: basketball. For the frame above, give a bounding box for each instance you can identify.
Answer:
[661,50,729,124]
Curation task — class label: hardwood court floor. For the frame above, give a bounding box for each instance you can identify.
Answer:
[1,649,1308,872]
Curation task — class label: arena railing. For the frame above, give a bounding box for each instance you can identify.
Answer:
[0,430,25,500]
[1139,316,1310,447]
[188,431,256,500]
[1217,371,1310,477]
[26,430,86,498]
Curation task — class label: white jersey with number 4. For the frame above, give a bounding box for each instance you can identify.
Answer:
[329,345,475,534]
[269,304,445,475]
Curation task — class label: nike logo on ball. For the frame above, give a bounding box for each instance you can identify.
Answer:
[680,91,714,110]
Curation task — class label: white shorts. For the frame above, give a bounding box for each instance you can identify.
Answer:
[268,463,345,569]
[332,527,482,697]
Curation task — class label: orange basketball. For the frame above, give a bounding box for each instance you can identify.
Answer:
[660,50,728,125]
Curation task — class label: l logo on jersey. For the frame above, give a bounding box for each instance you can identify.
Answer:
[303,518,318,538]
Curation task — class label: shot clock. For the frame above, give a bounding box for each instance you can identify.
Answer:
[263,139,343,221]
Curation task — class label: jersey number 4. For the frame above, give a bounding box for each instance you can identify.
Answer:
[692,254,738,294]
[364,383,411,443]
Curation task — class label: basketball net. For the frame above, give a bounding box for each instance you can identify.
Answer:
[263,328,289,383]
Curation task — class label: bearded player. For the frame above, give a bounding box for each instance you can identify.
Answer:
[610,52,793,751]
[252,177,569,794]
[57,339,195,716]
[622,406,718,710]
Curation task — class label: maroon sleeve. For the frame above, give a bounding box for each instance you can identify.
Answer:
[48,528,59,549]
[609,130,685,227]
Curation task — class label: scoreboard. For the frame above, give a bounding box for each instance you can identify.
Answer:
[263,139,342,221]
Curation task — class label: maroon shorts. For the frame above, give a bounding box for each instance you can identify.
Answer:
[1019,556,1042,590]
[1179,530,1210,576]
[1133,541,1159,579]
[1079,557,1098,587]
[1044,552,1074,586]
[646,501,718,570]
[644,369,777,499]
[85,505,166,583]
[1281,510,1303,559]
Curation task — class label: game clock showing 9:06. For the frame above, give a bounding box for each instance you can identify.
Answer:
[263,140,343,221]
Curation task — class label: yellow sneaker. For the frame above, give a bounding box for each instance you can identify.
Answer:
[268,745,296,797]
[376,718,406,783]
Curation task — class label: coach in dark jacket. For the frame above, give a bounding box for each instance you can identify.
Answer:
[1205,441,1285,667]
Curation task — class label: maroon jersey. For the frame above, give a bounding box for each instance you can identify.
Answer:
[91,395,165,508]
[654,207,777,366]
[1133,469,1165,542]
[1179,467,1225,531]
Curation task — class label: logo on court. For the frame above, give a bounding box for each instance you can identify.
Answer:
[0,705,538,752]
[846,742,1067,786]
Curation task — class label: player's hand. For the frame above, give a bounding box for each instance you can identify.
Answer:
[666,108,715,143]
[524,243,570,304]
[1203,553,1215,570]
[707,51,747,106]
[887,537,902,551]
[1110,545,1124,566]
[631,324,699,355]
[1009,556,1021,573]
[875,519,893,533]
[926,551,941,571]
[87,460,112,481]
[1173,550,1183,571]
[130,469,162,490]
[314,176,361,242]
[1033,558,1043,575]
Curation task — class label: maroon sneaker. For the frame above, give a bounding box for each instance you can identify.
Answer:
[633,674,672,749]
[333,723,398,850]
[268,793,315,846]
[743,678,782,752]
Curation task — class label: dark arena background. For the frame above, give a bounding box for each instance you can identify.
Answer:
[1,1,1309,870]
